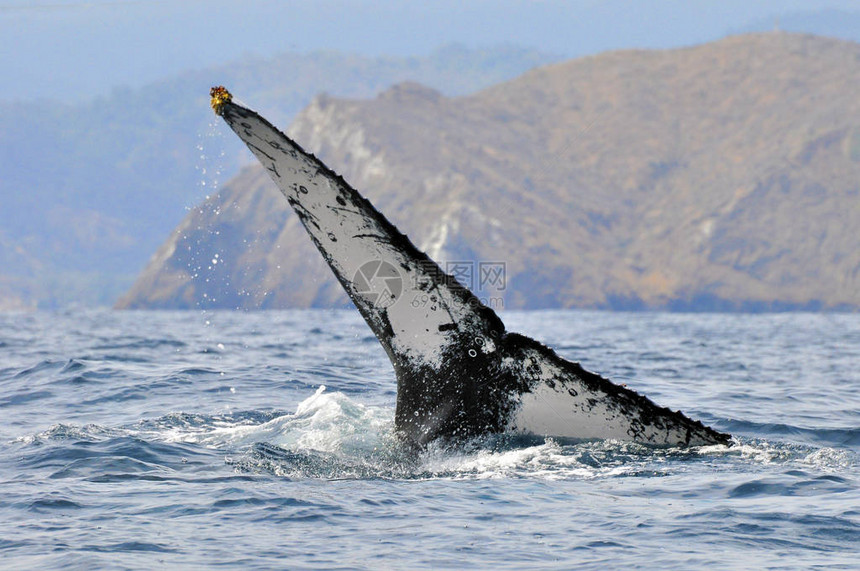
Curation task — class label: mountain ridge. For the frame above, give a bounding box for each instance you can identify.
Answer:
[119,33,860,311]
[0,44,558,309]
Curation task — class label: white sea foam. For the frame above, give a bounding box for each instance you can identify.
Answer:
[15,388,851,483]
[160,386,394,455]
[802,447,855,471]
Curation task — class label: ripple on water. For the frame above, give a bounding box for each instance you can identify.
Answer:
[1,310,859,569]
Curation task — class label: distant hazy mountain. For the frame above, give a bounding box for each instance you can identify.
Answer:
[736,9,860,41]
[119,33,860,312]
[0,45,559,309]
[7,1,858,103]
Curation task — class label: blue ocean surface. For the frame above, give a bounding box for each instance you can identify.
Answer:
[1,309,858,569]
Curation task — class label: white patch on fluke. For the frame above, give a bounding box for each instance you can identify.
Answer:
[511,382,630,441]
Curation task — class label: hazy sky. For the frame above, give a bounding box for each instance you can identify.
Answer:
[1,0,858,102]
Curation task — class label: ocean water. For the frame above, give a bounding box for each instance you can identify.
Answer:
[1,308,858,569]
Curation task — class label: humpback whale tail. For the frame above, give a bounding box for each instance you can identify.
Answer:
[210,86,731,448]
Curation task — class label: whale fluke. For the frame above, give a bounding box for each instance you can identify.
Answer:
[211,86,730,448]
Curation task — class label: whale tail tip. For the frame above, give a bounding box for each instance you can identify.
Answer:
[210,86,232,115]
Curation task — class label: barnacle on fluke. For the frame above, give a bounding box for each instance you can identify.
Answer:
[210,86,232,115]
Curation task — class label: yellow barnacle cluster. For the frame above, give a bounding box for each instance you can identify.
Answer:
[210,86,233,115]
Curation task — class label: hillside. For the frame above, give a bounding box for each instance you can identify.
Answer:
[119,33,860,311]
[0,45,558,308]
